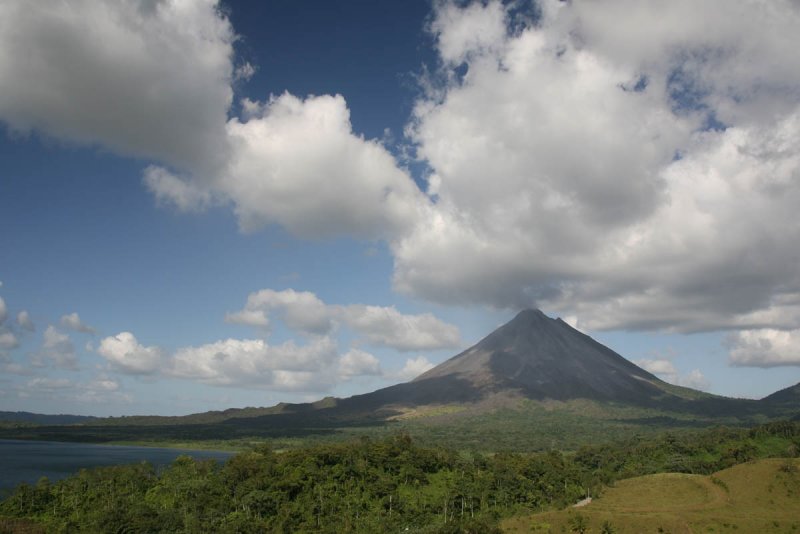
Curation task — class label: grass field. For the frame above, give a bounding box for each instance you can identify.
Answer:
[502,458,800,533]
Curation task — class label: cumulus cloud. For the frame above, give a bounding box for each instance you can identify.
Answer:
[6,0,798,345]
[93,328,387,391]
[395,356,435,381]
[0,331,19,350]
[0,296,7,324]
[429,0,507,66]
[341,305,461,351]
[727,329,800,368]
[228,288,332,334]
[228,288,461,351]
[60,312,95,334]
[677,369,711,392]
[31,326,78,370]
[224,309,270,328]
[338,349,382,378]
[168,337,391,390]
[170,336,339,389]
[635,358,677,377]
[97,332,162,375]
[390,0,800,337]
[1,2,428,242]
[143,166,214,213]
[635,357,711,390]
[149,93,427,238]
[17,311,34,332]
[0,0,234,176]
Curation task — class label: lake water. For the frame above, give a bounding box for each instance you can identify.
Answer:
[0,439,234,495]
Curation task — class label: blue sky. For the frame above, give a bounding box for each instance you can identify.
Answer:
[1,0,799,416]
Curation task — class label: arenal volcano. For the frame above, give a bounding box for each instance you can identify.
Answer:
[414,309,664,403]
[336,309,720,414]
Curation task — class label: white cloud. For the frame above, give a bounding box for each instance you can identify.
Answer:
[149,93,426,239]
[228,288,462,351]
[0,331,18,350]
[232,288,332,334]
[391,0,800,334]
[143,166,213,213]
[97,332,162,375]
[0,0,234,176]
[89,376,120,392]
[0,296,7,324]
[430,0,507,66]
[224,309,270,328]
[728,329,800,368]
[1,1,429,243]
[169,336,338,389]
[5,0,799,339]
[17,310,34,331]
[635,358,678,376]
[676,369,710,391]
[60,312,95,334]
[31,326,77,370]
[340,305,461,352]
[395,356,435,381]
[234,61,256,82]
[636,357,710,390]
[338,349,382,378]
[76,376,131,404]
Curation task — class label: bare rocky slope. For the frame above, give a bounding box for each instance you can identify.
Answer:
[330,309,768,419]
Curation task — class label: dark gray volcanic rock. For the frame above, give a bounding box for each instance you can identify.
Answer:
[332,309,691,415]
[413,309,667,404]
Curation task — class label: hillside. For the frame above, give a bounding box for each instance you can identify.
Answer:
[0,412,97,426]
[763,382,800,407]
[504,458,800,533]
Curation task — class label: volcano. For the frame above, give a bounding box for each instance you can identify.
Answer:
[414,309,665,402]
[335,309,708,414]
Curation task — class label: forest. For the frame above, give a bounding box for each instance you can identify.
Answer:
[1,421,798,533]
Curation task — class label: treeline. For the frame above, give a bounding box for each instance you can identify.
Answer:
[1,421,798,533]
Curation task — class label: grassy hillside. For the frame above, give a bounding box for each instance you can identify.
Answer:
[503,458,800,533]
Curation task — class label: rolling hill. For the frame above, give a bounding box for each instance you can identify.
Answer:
[503,458,800,533]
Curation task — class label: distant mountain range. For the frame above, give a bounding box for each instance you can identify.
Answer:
[2,310,798,446]
[0,411,98,425]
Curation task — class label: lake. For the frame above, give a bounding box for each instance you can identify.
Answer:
[0,439,234,495]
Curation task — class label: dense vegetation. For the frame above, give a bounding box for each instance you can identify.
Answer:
[2,396,788,453]
[1,421,798,533]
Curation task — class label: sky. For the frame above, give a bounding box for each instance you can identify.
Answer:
[1,0,800,416]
